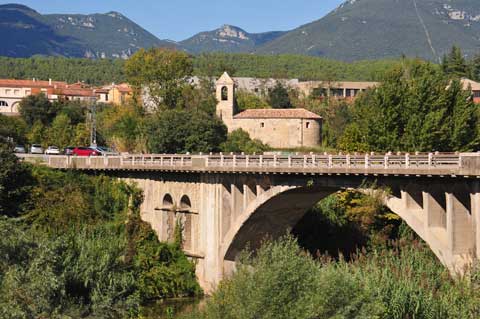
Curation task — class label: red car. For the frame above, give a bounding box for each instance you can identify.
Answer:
[72,147,100,156]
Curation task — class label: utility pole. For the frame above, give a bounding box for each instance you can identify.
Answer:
[90,100,97,147]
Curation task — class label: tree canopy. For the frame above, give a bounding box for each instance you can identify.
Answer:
[146,109,227,154]
[268,81,293,109]
[339,60,480,152]
[125,48,193,110]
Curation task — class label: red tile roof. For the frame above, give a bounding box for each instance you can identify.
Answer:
[234,108,322,120]
[55,88,97,97]
[0,79,67,88]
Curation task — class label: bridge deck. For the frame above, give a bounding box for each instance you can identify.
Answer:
[18,153,480,177]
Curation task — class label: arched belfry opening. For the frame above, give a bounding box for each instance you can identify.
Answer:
[221,86,229,101]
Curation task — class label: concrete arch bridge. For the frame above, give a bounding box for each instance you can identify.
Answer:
[21,152,480,292]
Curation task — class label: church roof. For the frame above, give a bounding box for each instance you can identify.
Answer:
[234,108,322,120]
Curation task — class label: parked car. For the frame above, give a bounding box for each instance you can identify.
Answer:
[90,146,119,156]
[64,146,75,156]
[45,146,61,155]
[30,144,43,154]
[72,147,100,156]
[13,145,26,153]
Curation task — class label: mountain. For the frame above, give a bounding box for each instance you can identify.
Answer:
[0,3,176,59]
[180,24,285,54]
[3,1,480,62]
[256,0,480,61]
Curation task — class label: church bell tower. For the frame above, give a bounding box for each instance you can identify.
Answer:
[216,72,236,128]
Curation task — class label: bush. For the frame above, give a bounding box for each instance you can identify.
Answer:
[221,129,269,154]
[0,163,202,318]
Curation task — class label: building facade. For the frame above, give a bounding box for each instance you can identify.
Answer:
[0,79,99,116]
[216,72,322,149]
[97,83,134,105]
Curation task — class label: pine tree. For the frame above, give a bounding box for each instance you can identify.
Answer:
[442,46,468,78]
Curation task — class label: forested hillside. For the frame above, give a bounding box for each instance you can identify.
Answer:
[0,54,403,85]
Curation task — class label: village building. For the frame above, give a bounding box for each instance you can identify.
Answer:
[0,79,135,116]
[296,80,379,99]
[216,72,322,149]
[97,83,134,105]
[461,78,480,103]
[0,79,98,116]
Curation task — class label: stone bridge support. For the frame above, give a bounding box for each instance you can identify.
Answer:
[385,181,480,274]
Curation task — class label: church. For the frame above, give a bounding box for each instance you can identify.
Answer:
[216,72,322,149]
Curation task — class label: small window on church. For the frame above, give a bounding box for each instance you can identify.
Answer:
[221,86,228,101]
[306,122,310,129]
[261,122,265,128]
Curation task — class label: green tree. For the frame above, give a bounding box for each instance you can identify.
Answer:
[442,46,468,78]
[0,144,33,217]
[125,48,193,110]
[146,109,227,154]
[19,94,58,126]
[268,81,292,109]
[469,54,480,81]
[26,121,46,146]
[179,77,218,115]
[57,100,87,125]
[72,123,91,147]
[235,90,270,111]
[97,103,145,152]
[221,129,269,154]
[0,114,27,145]
[46,114,74,148]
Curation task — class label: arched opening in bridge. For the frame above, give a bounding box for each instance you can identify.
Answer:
[180,195,192,210]
[162,193,176,242]
[222,185,405,264]
[162,194,174,209]
[179,195,193,250]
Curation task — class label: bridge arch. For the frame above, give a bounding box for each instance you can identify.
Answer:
[222,185,340,261]
[220,179,475,276]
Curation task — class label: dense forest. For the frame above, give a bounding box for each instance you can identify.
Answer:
[0,54,403,85]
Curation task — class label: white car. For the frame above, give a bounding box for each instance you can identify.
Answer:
[45,146,61,155]
[30,144,43,154]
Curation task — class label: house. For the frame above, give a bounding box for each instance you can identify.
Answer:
[216,72,322,149]
[97,83,134,105]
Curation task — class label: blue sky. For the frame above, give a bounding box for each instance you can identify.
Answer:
[0,0,344,41]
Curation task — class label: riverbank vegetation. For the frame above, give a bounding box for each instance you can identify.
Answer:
[191,235,480,319]
[0,143,201,318]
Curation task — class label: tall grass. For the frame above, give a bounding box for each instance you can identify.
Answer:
[189,235,480,319]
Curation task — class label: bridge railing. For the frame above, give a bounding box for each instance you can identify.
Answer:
[121,154,193,167]
[204,153,462,169]
[19,152,474,173]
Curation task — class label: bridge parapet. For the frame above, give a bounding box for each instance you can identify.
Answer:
[17,152,480,177]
